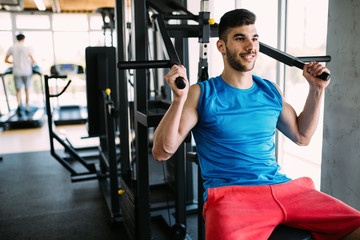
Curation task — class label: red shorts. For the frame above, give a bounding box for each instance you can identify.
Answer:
[203,177,360,240]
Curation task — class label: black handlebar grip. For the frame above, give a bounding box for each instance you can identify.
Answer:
[175,77,186,89]
[318,71,331,81]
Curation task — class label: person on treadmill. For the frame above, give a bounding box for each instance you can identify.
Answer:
[152,9,360,240]
[5,33,36,116]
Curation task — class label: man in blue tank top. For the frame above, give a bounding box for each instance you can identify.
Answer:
[152,9,360,240]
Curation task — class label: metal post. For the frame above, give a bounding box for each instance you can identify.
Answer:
[103,92,121,220]
[173,0,191,226]
[132,0,151,238]
[198,0,210,82]
[115,0,131,180]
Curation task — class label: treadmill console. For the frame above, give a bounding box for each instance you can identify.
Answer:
[50,64,84,76]
[2,66,42,76]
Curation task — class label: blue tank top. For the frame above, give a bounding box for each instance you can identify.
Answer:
[192,75,291,201]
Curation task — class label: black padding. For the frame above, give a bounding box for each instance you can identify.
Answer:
[268,225,313,240]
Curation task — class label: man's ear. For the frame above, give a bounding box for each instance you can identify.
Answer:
[217,39,226,55]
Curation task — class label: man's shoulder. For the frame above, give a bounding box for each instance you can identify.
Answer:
[194,76,219,97]
[6,45,14,52]
[196,76,220,88]
[253,75,283,105]
[253,75,278,90]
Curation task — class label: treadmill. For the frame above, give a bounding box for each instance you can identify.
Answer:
[0,66,45,130]
[49,64,87,126]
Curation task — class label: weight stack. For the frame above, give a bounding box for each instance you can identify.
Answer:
[120,177,136,240]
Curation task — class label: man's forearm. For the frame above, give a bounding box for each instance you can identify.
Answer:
[5,56,12,64]
[152,97,186,161]
[297,87,324,143]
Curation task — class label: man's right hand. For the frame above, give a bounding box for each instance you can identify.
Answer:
[164,65,189,99]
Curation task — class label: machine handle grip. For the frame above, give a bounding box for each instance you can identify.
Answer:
[318,71,331,81]
[171,63,187,89]
[175,77,186,89]
[294,60,331,81]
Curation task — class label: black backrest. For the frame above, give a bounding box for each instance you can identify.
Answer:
[85,46,117,137]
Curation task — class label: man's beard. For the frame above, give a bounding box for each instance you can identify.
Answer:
[226,45,256,72]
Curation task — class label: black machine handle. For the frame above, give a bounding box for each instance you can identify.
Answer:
[175,76,186,89]
[259,42,331,81]
[172,63,186,89]
[117,14,187,90]
[155,14,187,89]
[49,79,72,98]
[292,61,330,81]
[117,60,187,89]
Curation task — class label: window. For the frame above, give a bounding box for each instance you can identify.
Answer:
[53,32,89,64]
[278,0,329,189]
[89,14,103,30]
[16,14,50,29]
[2,11,101,112]
[19,31,54,75]
[0,12,11,30]
[52,14,88,31]
[239,0,278,81]
[0,30,14,114]
[0,31,13,72]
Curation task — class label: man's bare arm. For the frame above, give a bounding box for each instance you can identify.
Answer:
[29,55,36,65]
[4,55,12,64]
[277,61,330,145]
[152,65,200,161]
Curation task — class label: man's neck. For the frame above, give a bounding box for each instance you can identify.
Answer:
[221,67,253,89]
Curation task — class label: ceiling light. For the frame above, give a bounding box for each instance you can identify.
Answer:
[33,0,46,11]
[0,0,24,11]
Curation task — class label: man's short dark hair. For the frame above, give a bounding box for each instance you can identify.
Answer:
[218,9,256,42]
[16,33,25,41]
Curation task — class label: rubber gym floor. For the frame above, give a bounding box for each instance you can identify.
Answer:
[0,150,198,240]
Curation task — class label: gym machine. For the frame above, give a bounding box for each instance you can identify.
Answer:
[43,1,192,238]
[44,69,122,222]
[46,41,191,231]
[116,0,331,239]
[95,7,116,47]
[49,64,88,126]
[0,66,45,130]
[115,0,204,238]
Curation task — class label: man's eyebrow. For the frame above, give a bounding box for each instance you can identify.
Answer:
[233,33,246,38]
[233,33,259,38]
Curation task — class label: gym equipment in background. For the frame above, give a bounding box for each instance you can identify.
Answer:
[44,71,122,222]
[0,66,45,130]
[259,42,331,80]
[95,7,115,47]
[49,63,87,126]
